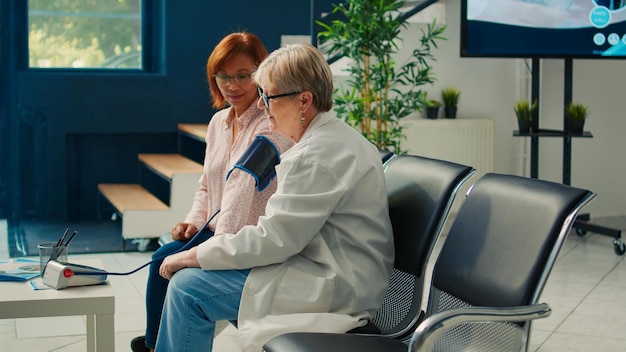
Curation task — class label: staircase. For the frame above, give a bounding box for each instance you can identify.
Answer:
[97,123,208,249]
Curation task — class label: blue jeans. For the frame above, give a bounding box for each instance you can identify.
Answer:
[143,230,214,349]
[155,267,250,352]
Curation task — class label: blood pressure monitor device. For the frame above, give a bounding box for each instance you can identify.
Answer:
[42,260,108,289]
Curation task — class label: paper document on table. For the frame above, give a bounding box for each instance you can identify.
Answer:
[0,258,40,281]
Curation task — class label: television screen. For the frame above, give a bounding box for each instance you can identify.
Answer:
[461,0,626,58]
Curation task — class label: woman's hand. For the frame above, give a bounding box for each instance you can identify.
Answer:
[159,247,200,280]
[171,222,198,241]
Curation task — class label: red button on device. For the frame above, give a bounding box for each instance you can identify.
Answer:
[63,268,74,278]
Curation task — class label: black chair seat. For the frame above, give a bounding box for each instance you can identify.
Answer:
[264,332,407,352]
[346,320,381,334]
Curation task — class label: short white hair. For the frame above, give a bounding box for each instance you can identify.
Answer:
[254,43,333,112]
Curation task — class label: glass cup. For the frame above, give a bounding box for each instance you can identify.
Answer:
[38,242,69,277]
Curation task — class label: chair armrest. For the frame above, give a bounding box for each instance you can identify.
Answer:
[410,303,551,351]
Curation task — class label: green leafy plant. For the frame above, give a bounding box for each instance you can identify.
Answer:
[441,87,460,108]
[316,0,446,153]
[425,99,442,108]
[565,102,588,121]
[424,99,441,119]
[514,99,538,122]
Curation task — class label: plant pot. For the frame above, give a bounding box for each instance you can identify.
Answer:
[444,106,457,119]
[425,107,439,119]
[517,120,531,133]
[567,120,585,134]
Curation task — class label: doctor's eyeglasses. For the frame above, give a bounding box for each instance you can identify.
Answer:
[257,86,302,108]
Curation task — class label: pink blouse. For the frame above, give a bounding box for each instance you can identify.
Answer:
[184,104,294,235]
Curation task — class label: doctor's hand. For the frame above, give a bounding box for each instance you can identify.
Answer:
[159,247,200,280]
[171,222,198,241]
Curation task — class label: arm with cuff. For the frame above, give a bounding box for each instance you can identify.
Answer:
[214,131,294,236]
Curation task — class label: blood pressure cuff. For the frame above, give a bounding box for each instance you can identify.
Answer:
[227,135,281,192]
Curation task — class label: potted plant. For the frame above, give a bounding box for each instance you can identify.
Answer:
[514,99,537,133]
[317,0,446,153]
[441,87,460,119]
[424,99,441,119]
[564,102,588,134]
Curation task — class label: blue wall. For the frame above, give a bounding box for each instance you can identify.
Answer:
[0,0,319,221]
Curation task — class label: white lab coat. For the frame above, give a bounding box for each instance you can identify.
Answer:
[196,112,394,352]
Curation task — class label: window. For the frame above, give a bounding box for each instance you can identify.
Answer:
[28,0,142,69]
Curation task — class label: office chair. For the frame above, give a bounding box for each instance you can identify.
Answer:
[263,173,595,352]
[347,154,474,340]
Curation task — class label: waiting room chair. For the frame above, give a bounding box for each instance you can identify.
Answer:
[263,173,595,352]
[349,154,475,340]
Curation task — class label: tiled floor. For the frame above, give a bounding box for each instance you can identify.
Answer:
[1,219,625,351]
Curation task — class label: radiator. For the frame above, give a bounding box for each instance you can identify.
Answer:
[401,118,495,211]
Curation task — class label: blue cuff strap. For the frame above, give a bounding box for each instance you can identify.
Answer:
[226,135,281,191]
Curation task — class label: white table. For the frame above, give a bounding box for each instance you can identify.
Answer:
[0,259,114,352]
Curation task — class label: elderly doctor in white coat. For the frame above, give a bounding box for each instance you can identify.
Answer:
[155,43,394,352]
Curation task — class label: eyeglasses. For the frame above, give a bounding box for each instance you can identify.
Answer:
[213,73,253,86]
[257,86,302,108]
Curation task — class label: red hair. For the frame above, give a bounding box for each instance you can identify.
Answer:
[206,32,268,109]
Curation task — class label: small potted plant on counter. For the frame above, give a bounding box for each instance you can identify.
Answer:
[441,87,460,119]
[424,99,441,119]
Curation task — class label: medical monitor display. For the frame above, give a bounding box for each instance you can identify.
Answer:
[462,0,626,58]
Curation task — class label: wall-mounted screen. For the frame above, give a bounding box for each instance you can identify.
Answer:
[461,0,626,58]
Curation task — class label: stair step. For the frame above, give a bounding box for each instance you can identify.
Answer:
[138,153,203,179]
[98,184,169,213]
[177,123,207,142]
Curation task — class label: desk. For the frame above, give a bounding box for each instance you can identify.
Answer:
[0,259,114,352]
